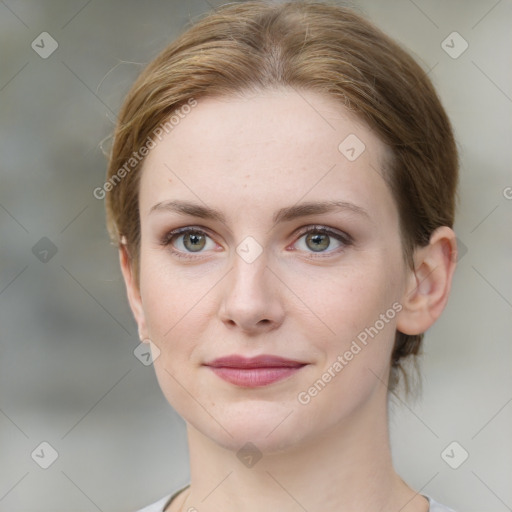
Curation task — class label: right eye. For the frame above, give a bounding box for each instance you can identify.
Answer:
[161,227,218,259]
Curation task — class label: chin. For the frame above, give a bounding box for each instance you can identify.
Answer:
[186,398,318,454]
[203,423,306,455]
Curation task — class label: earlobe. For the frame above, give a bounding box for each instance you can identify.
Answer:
[119,242,148,341]
[396,226,457,336]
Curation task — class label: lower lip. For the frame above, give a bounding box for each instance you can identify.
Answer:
[207,366,305,387]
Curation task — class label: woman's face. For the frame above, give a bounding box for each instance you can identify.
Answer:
[129,88,412,452]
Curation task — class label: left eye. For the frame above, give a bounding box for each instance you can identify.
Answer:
[293,227,350,254]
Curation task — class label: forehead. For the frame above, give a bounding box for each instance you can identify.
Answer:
[139,88,395,223]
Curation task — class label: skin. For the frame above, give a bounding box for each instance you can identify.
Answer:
[120,88,457,512]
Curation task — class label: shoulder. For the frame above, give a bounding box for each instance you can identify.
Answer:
[423,494,459,512]
[135,484,190,512]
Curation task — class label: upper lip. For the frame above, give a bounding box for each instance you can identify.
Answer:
[204,355,307,369]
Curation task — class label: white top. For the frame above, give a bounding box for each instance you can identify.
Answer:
[136,484,459,512]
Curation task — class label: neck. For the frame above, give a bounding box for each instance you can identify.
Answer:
[178,385,427,512]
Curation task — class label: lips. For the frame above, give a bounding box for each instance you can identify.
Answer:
[205,355,306,368]
[203,355,307,387]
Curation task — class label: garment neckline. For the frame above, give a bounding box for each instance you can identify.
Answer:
[161,485,436,511]
[162,484,190,512]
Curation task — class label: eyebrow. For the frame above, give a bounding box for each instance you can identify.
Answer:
[149,199,370,226]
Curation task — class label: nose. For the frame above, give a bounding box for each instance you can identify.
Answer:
[218,249,285,334]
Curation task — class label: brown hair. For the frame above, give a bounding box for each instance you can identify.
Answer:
[104,0,458,392]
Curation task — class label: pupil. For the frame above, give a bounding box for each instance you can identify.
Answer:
[307,233,329,252]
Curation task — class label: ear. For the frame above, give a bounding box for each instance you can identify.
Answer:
[119,241,149,341]
[396,226,457,335]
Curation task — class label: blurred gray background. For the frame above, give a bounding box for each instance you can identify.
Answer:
[0,1,511,511]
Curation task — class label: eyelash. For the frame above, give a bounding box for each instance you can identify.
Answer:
[160,225,353,261]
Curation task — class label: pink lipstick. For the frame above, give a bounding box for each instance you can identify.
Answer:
[204,355,307,388]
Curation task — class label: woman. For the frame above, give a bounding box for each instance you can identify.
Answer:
[104,1,459,510]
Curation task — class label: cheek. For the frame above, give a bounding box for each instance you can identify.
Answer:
[291,257,403,340]
[139,258,213,411]
[292,267,401,423]
[289,254,405,405]
[138,251,208,353]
